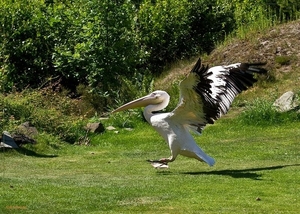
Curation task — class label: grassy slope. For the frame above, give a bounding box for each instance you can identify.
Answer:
[155,20,300,105]
[1,21,300,213]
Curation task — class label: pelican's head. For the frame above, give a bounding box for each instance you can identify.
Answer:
[112,90,170,113]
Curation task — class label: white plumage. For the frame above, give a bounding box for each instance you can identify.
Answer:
[112,58,267,167]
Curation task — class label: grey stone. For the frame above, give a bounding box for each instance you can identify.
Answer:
[86,122,105,133]
[0,131,19,148]
[106,126,116,131]
[17,122,38,137]
[273,91,299,112]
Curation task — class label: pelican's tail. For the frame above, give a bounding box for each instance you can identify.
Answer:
[196,153,215,167]
[180,149,215,166]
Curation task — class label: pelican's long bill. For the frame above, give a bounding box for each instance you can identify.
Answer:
[112,93,161,113]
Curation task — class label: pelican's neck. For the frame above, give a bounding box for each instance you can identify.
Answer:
[143,99,169,123]
[143,105,156,123]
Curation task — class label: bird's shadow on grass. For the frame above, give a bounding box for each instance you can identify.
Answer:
[179,164,300,180]
[156,164,300,180]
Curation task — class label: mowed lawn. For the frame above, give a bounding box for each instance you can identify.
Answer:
[1,118,299,213]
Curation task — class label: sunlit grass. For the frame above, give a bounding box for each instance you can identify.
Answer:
[1,115,300,213]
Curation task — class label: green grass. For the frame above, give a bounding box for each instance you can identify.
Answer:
[1,116,300,213]
[237,98,300,126]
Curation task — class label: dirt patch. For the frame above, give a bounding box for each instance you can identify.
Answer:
[156,20,300,95]
[206,20,300,70]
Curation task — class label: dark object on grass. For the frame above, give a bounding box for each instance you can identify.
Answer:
[0,131,36,148]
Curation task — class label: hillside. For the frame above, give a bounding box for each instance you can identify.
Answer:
[155,20,300,102]
[1,20,300,147]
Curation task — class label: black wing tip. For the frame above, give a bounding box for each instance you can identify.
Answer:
[242,62,268,74]
[190,58,201,73]
[240,62,268,74]
[196,57,202,65]
[246,62,267,66]
[191,58,209,74]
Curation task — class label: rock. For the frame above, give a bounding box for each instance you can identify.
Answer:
[99,117,109,121]
[12,122,38,146]
[273,91,299,112]
[1,123,37,149]
[275,46,282,54]
[86,122,105,133]
[11,133,36,146]
[0,131,19,148]
[106,126,116,131]
[17,122,38,137]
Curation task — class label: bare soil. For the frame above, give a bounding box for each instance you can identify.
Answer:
[156,20,300,98]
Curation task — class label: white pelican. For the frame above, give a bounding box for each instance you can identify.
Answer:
[112,58,267,166]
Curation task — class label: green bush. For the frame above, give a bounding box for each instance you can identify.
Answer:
[137,0,235,73]
[0,89,88,143]
[0,0,142,94]
[238,98,300,126]
[0,0,56,91]
[1,0,300,111]
[52,0,142,91]
[275,55,292,65]
[0,0,235,93]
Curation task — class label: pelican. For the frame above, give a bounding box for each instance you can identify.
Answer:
[112,58,267,166]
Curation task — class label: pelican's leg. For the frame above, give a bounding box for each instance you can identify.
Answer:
[159,156,175,163]
[159,150,178,163]
[159,140,179,163]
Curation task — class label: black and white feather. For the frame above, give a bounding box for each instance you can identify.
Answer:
[172,58,267,134]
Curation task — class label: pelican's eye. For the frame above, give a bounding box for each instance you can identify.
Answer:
[151,92,161,99]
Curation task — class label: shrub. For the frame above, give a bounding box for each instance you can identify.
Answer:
[137,0,235,73]
[0,0,55,91]
[1,0,300,113]
[238,98,300,126]
[0,89,88,143]
[52,0,142,92]
[275,55,292,66]
[0,0,143,94]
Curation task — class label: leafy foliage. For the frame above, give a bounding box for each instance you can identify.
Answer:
[0,89,88,143]
[1,0,300,108]
[137,0,235,73]
[0,0,142,94]
[52,1,142,91]
[0,0,54,91]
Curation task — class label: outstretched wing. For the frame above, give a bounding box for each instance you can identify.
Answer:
[170,58,267,133]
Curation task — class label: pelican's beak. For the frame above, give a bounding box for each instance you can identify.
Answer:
[112,93,161,113]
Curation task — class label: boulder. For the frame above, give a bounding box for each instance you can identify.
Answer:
[106,126,116,131]
[86,122,105,133]
[0,131,19,148]
[1,122,38,149]
[273,91,299,112]
[17,122,38,137]
[11,133,36,146]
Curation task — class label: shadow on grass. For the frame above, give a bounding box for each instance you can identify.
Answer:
[15,147,58,158]
[181,164,300,180]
